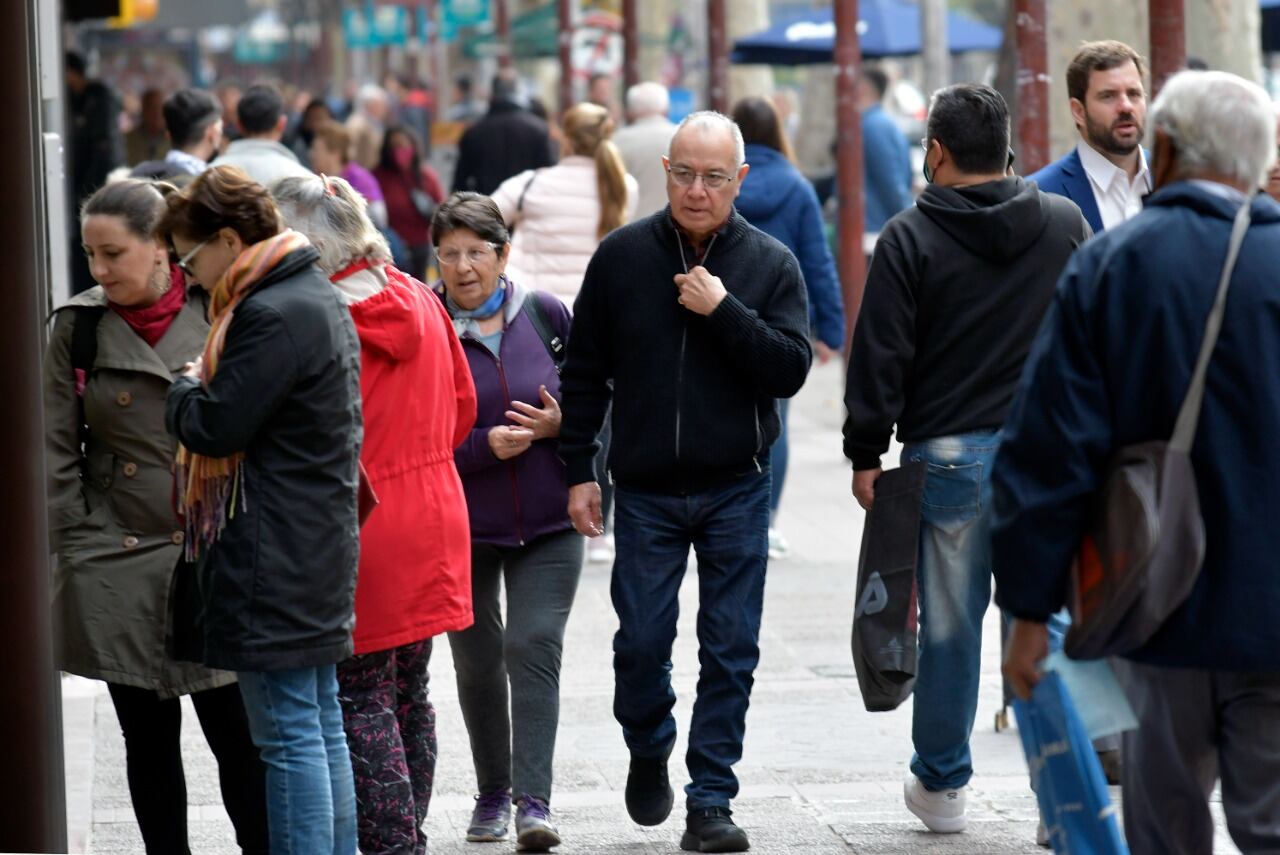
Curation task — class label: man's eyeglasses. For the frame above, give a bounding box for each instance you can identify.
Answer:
[437,243,498,267]
[667,166,736,190]
[175,237,212,276]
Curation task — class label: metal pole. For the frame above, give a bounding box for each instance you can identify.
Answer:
[834,0,865,350]
[1149,0,1186,96]
[1014,0,1049,174]
[707,0,728,113]
[1,0,66,851]
[622,0,639,93]
[920,0,948,100]
[558,0,574,115]
[495,0,512,70]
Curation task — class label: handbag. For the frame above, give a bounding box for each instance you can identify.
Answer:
[851,461,926,711]
[1065,196,1253,660]
[1014,672,1129,854]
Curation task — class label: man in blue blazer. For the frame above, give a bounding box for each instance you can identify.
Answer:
[1029,41,1151,234]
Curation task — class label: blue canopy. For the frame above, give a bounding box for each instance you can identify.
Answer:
[730,0,1002,66]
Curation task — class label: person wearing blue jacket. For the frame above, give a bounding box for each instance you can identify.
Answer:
[995,71,1280,855]
[732,96,845,558]
[860,68,914,234]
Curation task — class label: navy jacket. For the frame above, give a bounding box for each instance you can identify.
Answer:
[1029,146,1152,235]
[991,183,1280,671]
[736,143,845,349]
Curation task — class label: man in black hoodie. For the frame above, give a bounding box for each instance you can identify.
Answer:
[452,70,554,195]
[843,84,1089,835]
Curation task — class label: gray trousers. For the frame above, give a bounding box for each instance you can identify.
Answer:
[1116,659,1280,855]
[448,529,583,803]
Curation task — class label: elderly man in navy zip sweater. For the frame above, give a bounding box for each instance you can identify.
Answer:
[995,71,1280,855]
[559,111,811,853]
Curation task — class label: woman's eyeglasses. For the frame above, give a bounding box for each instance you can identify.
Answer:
[437,243,498,267]
[175,237,212,276]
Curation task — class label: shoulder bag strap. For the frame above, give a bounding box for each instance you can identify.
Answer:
[1170,195,1254,452]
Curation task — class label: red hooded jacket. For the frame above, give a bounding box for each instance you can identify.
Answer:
[344,263,477,654]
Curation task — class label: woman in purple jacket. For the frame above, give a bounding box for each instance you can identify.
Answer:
[431,192,581,852]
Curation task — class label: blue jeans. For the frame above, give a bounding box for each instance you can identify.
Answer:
[611,466,771,809]
[237,665,358,855]
[902,431,1000,792]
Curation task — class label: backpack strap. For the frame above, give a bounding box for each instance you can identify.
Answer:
[67,306,106,463]
[520,292,565,374]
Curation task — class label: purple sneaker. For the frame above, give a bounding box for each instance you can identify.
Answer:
[466,790,511,842]
[515,794,561,852]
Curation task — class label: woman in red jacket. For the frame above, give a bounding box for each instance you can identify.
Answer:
[273,173,477,855]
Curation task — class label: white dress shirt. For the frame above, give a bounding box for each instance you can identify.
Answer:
[1077,140,1152,230]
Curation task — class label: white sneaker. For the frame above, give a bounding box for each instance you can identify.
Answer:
[587,533,615,564]
[767,527,790,560]
[904,775,968,833]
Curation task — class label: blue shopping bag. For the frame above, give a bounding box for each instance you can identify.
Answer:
[1013,671,1129,855]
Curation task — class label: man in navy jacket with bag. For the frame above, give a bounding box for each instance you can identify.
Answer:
[995,71,1280,855]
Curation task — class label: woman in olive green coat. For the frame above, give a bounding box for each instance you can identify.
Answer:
[44,179,268,855]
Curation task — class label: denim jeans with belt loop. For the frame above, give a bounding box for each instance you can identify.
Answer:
[237,664,358,855]
[610,463,771,809]
[901,430,1001,792]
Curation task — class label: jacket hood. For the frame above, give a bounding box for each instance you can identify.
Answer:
[735,144,802,221]
[915,177,1049,262]
[347,267,429,363]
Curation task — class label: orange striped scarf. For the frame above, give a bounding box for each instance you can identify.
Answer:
[176,229,312,559]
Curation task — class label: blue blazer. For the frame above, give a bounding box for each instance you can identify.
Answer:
[1028,147,1152,235]
[1028,149,1103,233]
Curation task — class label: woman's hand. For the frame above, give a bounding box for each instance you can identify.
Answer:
[505,386,562,440]
[181,356,204,381]
[488,425,535,460]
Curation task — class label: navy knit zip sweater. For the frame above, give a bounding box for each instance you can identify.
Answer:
[559,206,812,495]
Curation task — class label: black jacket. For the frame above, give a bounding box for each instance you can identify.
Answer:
[166,247,363,672]
[452,100,554,195]
[843,177,1090,470]
[560,208,812,495]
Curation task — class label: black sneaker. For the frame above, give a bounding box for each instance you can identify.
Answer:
[680,806,750,853]
[624,745,674,826]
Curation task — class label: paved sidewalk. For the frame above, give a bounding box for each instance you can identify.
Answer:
[67,360,1240,854]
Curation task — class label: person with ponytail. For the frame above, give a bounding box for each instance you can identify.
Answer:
[160,164,364,855]
[45,177,269,855]
[490,101,638,306]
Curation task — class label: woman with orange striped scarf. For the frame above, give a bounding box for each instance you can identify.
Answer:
[161,165,364,855]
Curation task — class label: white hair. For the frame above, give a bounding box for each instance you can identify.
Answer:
[1151,70,1276,188]
[356,83,388,110]
[625,82,669,119]
[668,110,745,166]
[271,174,391,276]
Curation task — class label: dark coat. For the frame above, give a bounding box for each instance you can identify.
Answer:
[45,285,231,698]
[452,99,554,196]
[166,247,363,672]
[560,209,812,495]
[992,183,1280,670]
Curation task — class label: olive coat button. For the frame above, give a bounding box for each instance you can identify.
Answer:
[116,391,132,407]
[122,462,139,477]
[122,535,139,549]
[170,531,185,545]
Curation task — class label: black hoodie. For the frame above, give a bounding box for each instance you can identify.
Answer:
[843,177,1090,469]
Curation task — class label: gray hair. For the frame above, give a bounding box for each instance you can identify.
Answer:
[355,83,388,110]
[271,174,391,276]
[668,110,745,167]
[1150,70,1276,188]
[626,82,669,118]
